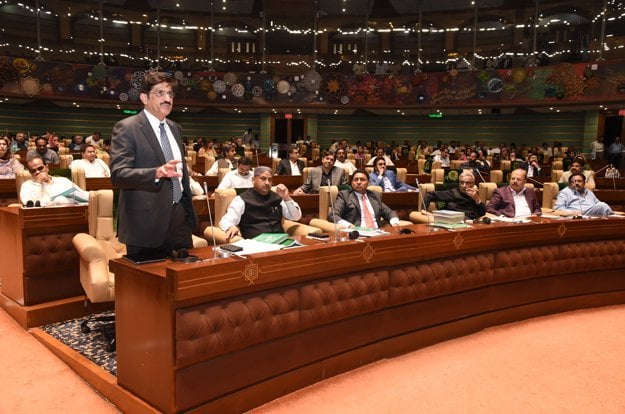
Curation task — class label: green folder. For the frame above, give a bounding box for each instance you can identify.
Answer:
[252,233,290,244]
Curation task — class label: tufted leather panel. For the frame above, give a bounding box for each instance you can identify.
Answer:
[175,270,389,366]
[494,241,625,283]
[176,288,299,366]
[24,233,79,273]
[388,254,494,305]
[299,271,389,330]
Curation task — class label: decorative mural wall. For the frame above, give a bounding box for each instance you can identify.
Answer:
[2,56,625,108]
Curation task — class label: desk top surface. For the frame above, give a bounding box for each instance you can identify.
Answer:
[111,216,625,303]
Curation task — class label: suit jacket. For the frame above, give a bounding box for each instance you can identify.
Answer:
[110,110,197,247]
[298,166,347,194]
[276,158,305,176]
[523,162,544,177]
[486,186,541,218]
[368,170,415,192]
[329,189,397,227]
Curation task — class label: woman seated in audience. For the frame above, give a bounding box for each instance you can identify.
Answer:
[47,133,60,153]
[0,136,24,178]
[197,138,217,158]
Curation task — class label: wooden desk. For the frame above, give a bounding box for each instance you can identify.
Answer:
[272,175,304,190]
[85,177,113,190]
[111,217,625,413]
[0,205,97,327]
[596,177,625,189]
[0,178,18,206]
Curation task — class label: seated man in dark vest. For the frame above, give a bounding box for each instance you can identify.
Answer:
[219,166,302,240]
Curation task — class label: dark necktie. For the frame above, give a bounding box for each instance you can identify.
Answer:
[159,123,182,203]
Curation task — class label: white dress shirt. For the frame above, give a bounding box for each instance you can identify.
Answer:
[217,170,253,190]
[70,158,111,178]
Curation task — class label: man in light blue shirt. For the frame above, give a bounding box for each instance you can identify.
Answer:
[554,172,613,217]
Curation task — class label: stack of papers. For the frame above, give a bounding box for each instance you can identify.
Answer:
[340,227,389,237]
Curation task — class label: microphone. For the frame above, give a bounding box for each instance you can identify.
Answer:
[610,164,617,190]
[203,182,218,259]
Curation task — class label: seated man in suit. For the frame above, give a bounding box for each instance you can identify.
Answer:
[275,147,305,176]
[559,156,595,189]
[219,166,302,240]
[487,168,541,218]
[69,143,111,177]
[554,172,613,217]
[217,156,253,190]
[293,151,347,195]
[20,156,89,206]
[368,157,416,192]
[423,171,486,220]
[523,153,543,178]
[329,169,400,229]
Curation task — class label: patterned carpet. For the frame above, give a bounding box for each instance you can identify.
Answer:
[41,311,117,376]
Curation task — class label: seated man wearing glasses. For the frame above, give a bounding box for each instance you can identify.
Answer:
[422,171,486,220]
[20,156,89,206]
[368,157,416,192]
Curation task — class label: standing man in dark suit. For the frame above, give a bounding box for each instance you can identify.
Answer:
[486,168,541,218]
[275,147,305,176]
[110,71,197,257]
[329,169,400,229]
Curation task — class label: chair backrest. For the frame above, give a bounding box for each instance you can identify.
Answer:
[552,160,563,170]
[417,158,427,174]
[72,167,87,190]
[450,159,463,170]
[318,186,339,221]
[59,154,73,168]
[89,189,126,260]
[431,168,445,184]
[203,156,216,174]
[311,147,320,161]
[302,167,312,184]
[479,182,499,205]
[217,167,231,183]
[551,169,563,182]
[213,188,238,224]
[272,158,281,172]
[187,150,197,166]
[98,151,111,166]
[542,182,559,210]
[15,169,32,198]
[431,161,442,171]
[396,167,407,183]
[489,169,503,183]
[419,182,436,211]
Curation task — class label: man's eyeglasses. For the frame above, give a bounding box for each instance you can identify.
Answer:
[459,181,474,185]
[151,90,175,98]
[29,165,45,174]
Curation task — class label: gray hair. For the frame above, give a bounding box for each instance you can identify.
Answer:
[254,166,272,176]
[459,171,475,181]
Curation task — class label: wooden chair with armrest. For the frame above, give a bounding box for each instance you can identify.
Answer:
[71,189,122,351]
[203,188,321,245]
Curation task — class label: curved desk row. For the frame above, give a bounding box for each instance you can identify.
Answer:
[111,217,625,413]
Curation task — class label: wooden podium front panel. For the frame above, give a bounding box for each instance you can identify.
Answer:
[0,178,18,206]
[0,206,88,306]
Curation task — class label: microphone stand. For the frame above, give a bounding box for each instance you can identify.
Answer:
[415,177,434,231]
[328,183,339,243]
[575,184,585,218]
[203,182,218,259]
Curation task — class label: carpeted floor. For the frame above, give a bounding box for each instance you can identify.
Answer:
[3,305,625,413]
[41,310,117,376]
